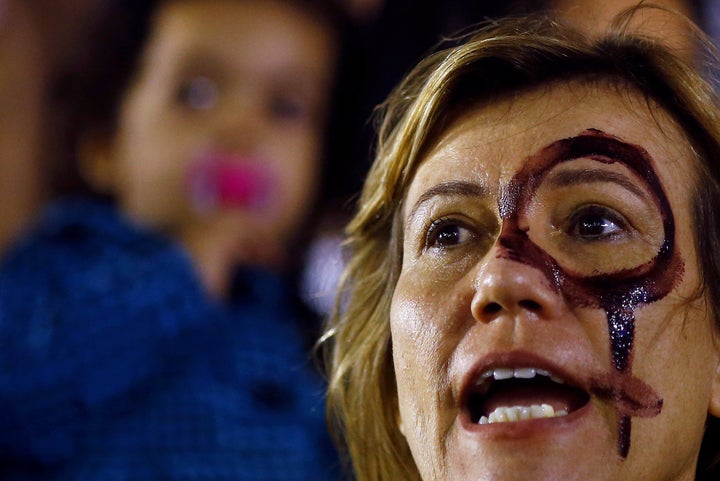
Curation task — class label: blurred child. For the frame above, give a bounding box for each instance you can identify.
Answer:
[0,0,341,479]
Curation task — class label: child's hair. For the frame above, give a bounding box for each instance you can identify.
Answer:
[48,0,344,197]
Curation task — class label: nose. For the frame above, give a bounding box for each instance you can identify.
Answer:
[470,245,564,324]
[212,89,268,152]
[216,101,259,139]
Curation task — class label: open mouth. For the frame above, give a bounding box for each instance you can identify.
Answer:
[465,367,591,425]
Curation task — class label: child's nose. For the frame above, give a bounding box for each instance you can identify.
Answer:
[213,95,267,150]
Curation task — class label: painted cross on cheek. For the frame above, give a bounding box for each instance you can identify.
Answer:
[496,129,684,457]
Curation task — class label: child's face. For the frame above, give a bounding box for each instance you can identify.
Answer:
[92,0,335,245]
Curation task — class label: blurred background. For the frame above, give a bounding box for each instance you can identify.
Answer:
[0,0,704,258]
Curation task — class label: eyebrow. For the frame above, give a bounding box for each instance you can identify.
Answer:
[407,180,487,222]
[546,168,648,200]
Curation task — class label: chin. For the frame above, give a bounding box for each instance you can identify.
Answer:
[421,402,627,481]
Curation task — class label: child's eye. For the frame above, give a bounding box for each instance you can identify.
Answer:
[567,205,626,240]
[425,218,476,250]
[177,76,218,110]
[269,94,310,122]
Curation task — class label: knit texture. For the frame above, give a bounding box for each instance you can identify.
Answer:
[0,198,338,480]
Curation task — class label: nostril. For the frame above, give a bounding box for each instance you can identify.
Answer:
[481,300,542,317]
[483,302,503,315]
[519,299,542,311]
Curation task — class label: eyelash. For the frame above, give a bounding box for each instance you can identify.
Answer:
[424,216,476,251]
[565,204,628,241]
[421,201,629,255]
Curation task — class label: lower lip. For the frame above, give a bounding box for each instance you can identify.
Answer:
[458,400,593,439]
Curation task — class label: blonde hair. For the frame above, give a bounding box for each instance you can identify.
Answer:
[323,8,720,481]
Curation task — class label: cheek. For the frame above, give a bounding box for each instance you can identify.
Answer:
[389,286,445,462]
[272,129,320,192]
[633,217,714,384]
[269,155,319,237]
[150,143,191,183]
[638,297,715,376]
[280,159,318,205]
[390,273,467,417]
[390,287,435,399]
[631,296,717,430]
[117,120,189,179]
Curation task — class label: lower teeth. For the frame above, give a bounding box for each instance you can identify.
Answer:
[478,403,568,424]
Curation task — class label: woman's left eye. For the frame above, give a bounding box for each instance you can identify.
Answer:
[567,205,626,240]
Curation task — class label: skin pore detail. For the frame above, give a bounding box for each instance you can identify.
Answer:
[496,128,684,457]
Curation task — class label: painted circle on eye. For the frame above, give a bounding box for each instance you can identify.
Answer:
[521,157,666,277]
[495,128,683,457]
[499,129,682,311]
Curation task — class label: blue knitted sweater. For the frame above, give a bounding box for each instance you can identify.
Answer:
[0,199,338,480]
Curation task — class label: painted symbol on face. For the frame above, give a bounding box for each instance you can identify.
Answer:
[497,129,684,457]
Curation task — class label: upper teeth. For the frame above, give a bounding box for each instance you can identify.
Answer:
[472,367,571,426]
[478,367,564,384]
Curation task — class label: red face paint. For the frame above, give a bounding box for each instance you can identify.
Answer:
[497,129,684,457]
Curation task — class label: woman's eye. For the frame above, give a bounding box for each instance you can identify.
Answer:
[426,219,475,249]
[568,205,625,240]
[177,76,218,110]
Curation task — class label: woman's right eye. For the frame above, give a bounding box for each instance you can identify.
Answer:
[425,218,475,250]
[176,76,218,110]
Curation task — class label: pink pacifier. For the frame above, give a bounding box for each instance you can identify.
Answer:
[185,152,275,212]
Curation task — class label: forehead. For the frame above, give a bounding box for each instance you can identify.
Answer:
[408,81,697,208]
[143,0,335,80]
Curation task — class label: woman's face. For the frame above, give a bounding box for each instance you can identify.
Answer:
[390,81,720,481]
